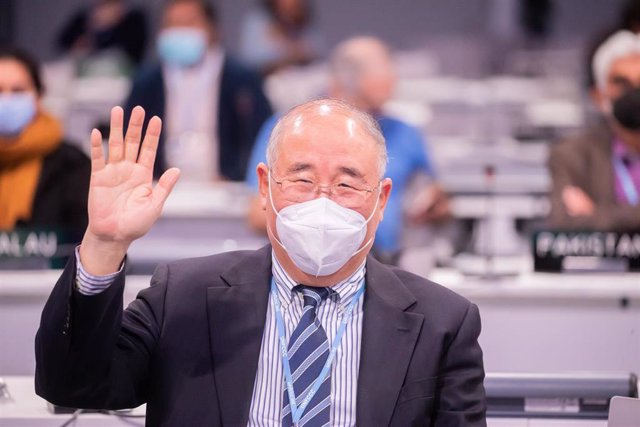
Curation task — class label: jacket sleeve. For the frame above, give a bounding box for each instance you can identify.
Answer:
[433,303,487,427]
[548,141,640,230]
[62,145,91,239]
[548,140,577,229]
[35,255,169,410]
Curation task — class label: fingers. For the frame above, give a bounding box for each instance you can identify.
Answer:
[106,105,161,172]
[90,128,106,172]
[138,115,162,170]
[124,106,145,162]
[108,106,124,163]
[152,167,181,209]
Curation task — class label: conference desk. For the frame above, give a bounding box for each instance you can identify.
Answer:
[0,376,607,427]
[431,264,640,376]
[1,268,635,426]
[2,265,638,378]
[0,376,145,426]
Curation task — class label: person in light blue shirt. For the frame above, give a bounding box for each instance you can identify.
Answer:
[246,36,450,263]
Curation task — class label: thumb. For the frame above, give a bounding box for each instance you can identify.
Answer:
[152,167,181,209]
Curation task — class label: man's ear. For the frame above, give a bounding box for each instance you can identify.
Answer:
[376,177,392,222]
[257,163,269,210]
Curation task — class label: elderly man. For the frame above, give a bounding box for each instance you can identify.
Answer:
[549,30,640,230]
[124,0,271,182]
[35,100,486,426]
[246,37,449,265]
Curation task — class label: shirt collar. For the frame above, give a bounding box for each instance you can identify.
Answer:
[613,138,640,163]
[271,252,366,311]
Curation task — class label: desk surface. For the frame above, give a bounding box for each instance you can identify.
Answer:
[0,376,606,427]
[429,268,640,303]
[3,263,638,376]
[3,265,639,304]
[0,376,145,426]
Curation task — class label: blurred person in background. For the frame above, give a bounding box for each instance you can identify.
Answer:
[56,0,148,70]
[0,47,90,238]
[584,0,640,90]
[549,30,640,230]
[124,0,272,182]
[246,36,450,265]
[238,0,324,76]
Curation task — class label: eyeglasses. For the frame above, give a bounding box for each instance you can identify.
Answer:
[270,171,380,209]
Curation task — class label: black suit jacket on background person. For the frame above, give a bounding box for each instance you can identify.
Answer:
[124,56,272,181]
[16,143,90,240]
[35,245,486,426]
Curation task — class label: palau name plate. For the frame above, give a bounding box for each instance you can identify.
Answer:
[532,231,640,272]
[0,228,78,269]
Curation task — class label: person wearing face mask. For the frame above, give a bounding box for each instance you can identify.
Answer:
[0,47,90,237]
[548,30,640,230]
[246,37,450,266]
[123,0,272,182]
[35,99,486,426]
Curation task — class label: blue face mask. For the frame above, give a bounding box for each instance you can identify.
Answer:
[0,93,37,136]
[157,28,208,67]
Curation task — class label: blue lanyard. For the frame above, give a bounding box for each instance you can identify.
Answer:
[270,278,365,425]
[613,156,639,206]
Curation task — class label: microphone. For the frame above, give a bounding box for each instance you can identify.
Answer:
[482,164,496,280]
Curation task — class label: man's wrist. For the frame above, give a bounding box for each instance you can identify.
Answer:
[75,246,122,295]
[79,231,129,276]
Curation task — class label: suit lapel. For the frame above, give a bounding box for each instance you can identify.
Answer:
[206,245,272,426]
[356,257,424,426]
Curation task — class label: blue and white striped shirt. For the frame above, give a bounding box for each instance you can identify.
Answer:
[74,247,122,295]
[75,249,365,426]
[248,255,365,426]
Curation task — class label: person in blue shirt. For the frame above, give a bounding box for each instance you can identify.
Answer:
[246,36,450,264]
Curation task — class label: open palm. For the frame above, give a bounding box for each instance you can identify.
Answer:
[86,106,180,247]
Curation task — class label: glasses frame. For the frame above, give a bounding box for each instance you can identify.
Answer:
[269,170,380,207]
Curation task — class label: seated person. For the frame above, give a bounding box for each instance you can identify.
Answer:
[549,30,640,230]
[238,0,324,75]
[246,36,450,264]
[0,47,90,239]
[35,99,486,425]
[125,0,272,182]
[56,0,148,66]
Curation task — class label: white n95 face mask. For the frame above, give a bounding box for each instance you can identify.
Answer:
[268,175,379,277]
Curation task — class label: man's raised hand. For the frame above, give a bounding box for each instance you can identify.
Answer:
[79,106,180,275]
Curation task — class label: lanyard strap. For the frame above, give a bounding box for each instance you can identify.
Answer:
[270,278,365,425]
[613,156,639,206]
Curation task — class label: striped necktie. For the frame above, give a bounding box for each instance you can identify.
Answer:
[282,285,331,427]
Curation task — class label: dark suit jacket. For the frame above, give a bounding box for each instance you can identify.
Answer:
[548,123,640,230]
[124,57,272,181]
[15,143,90,240]
[35,246,486,426]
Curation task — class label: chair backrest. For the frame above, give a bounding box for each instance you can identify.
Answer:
[608,396,640,427]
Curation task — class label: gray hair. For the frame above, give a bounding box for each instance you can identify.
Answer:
[329,36,391,92]
[593,30,640,90]
[266,98,388,178]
